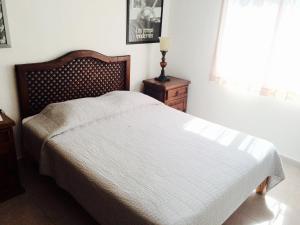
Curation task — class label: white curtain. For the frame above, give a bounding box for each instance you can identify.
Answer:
[211,0,300,100]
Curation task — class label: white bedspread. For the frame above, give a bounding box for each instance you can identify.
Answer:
[23,91,285,225]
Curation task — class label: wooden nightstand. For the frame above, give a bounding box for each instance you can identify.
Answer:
[143,76,191,112]
[0,112,24,202]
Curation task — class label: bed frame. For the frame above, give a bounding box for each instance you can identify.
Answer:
[256,177,269,194]
[15,50,130,119]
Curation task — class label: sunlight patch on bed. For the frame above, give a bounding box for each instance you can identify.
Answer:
[183,119,239,146]
[238,135,273,161]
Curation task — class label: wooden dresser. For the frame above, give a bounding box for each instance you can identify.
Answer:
[143,76,191,112]
[0,112,24,202]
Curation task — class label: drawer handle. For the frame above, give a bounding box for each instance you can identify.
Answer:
[175,91,179,96]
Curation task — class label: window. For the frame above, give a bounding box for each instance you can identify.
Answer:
[211,0,300,101]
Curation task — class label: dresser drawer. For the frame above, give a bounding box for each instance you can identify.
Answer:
[166,98,187,112]
[167,86,187,101]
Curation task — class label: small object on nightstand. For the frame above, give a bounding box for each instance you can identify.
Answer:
[0,112,24,202]
[155,37,171,82]
[143,76,191,112]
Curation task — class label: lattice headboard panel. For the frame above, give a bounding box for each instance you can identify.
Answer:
[16,50,130,118]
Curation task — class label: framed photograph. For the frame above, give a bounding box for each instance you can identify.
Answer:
[126,0,164,44]
[0,0,11,48]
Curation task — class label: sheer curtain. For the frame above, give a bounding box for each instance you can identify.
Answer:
[211,0,300,100]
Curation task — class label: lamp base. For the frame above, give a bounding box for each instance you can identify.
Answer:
[155,75,170,82]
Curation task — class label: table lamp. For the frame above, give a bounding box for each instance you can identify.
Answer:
[155,37,170,82]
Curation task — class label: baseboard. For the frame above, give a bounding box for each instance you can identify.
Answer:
[280,154,300,169]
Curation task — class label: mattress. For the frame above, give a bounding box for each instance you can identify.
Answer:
[22,91,285,225]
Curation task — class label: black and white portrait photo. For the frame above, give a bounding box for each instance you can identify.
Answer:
[0,0,10,48]
[126,0,164,44]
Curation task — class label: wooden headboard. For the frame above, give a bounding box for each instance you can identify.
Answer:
[15,50,130,119]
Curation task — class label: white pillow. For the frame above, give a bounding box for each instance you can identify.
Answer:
[24,91,161,138]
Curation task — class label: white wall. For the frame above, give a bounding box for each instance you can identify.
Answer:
[0,0,169,156]
[167,0,300,162]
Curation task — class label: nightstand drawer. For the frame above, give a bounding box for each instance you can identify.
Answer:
[167,98,186,112]
[0,129,10,143]
[167,86,187,101]
[144,87,165,102]
[143,76,190,113]
[0,142,10,154]
[0,170,19,189]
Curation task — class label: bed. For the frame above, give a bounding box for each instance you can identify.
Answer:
[16,50,285,225]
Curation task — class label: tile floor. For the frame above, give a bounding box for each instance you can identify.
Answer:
[0,159,299,225]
